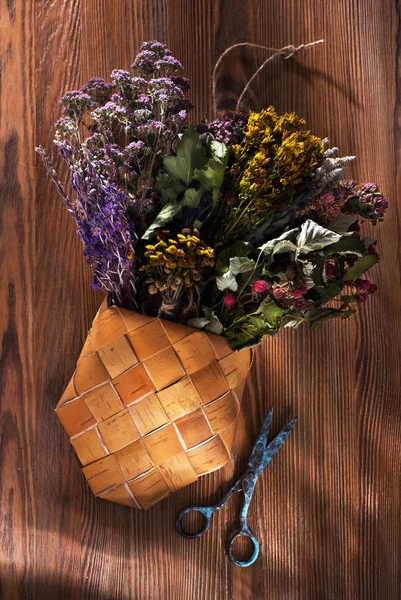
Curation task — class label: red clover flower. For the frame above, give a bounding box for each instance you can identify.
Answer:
[223,293,237,308]
[252,280,268,294]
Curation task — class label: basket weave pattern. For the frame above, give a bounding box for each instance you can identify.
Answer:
[56,304,251,509]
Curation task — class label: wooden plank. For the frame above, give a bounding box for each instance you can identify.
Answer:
[0,1,37,597]
[0,0,400,598]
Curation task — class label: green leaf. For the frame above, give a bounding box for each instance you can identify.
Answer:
[327,233,366,256]
[225,310,279,350]
[193,218,203,229]
[305,288,325,302]
[210,140,228,161]
[226,331,261,351]
[155,172,186,203]
[216,271,238,292]
[302,262,317,289]
[212,187,221,206]
[272,240,298,256]
[193,160,225,191]
[296,220,341,256]
[187,317,210,329]
[259,228,298,255]
[256,297,286,327]
[311,255,325,286]
[284,316,304,329]
[216,241,252,275]
[306,307,356,330]
[362,236,377,249]
[206,320,224,335]
[249,316,268,329]
[229,256,255,276]
[182,187,201,207]
[233,304,245,321]
[324,280,344,298]
[203,307,224,335]
[193,141,227,192]
[142,202,181,240]
[163,125,206,185]
[328,214,357,233]
[343,253,379,281]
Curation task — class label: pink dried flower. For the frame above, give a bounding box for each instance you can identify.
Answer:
[344,182,388,225]
[292,288,304,299]
[273,282,307,304]
[351,279,378,304]
[325,262,335,278]
[299,192,341,224]
[252,280,268,294]
[335,180,357,202]
[348,221,361,232]
[292,284,307,298]
[272,286,286,300]
[223,293,237,308]
[357,279,373,292]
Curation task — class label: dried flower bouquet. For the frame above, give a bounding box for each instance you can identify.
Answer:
[38,41,387,508]
[38,40,387,351]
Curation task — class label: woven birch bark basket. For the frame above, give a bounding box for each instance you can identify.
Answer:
[56,300,252,509]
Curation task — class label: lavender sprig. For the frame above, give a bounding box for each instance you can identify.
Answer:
[37,41,192,309]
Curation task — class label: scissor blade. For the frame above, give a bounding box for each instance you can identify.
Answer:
[246,406,275,468]
[258,416,297,474]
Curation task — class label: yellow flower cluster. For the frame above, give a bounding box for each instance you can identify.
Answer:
[231,106,324,207]
[141,229,214,294]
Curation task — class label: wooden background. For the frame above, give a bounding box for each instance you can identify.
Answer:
[1,0,400,598]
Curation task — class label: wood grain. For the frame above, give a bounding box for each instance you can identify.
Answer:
[1,0,400,598]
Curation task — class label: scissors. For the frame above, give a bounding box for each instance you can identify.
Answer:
[176,407,297,567]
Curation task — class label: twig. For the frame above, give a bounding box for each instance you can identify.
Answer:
[212,39,324,117]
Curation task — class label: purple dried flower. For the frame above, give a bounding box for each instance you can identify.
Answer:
[150,77,184,97]
[207,111,248,145]
[137,120,166,137]
[80,77,113,106]
[136,94,152,108]
[109,70,139,106]
[110,69,132,85]
[298,192,342,224]
[132,50,158,75]
[170,76,190,93]
[168,110,188,130]
[74,176,137,307]
[125,140,151,155]
[55,117,77,135]
[154,56,183,72]
[133,41,183,76]
[38,40,193,310]
[60,91,92,118]
[359,182,380,194]
[132,109,153,124]
[84,132,104,148]
[131,76,148,88]
[92,102,130,128]
[358,183,388,220]
[129,195,156,218]
[344,182,388,224]
[140,41,170,54]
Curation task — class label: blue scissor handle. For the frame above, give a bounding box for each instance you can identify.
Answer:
[226,526,260,568]
[176,505,215,538]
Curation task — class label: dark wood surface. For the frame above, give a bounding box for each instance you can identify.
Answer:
[1,1,400,598]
